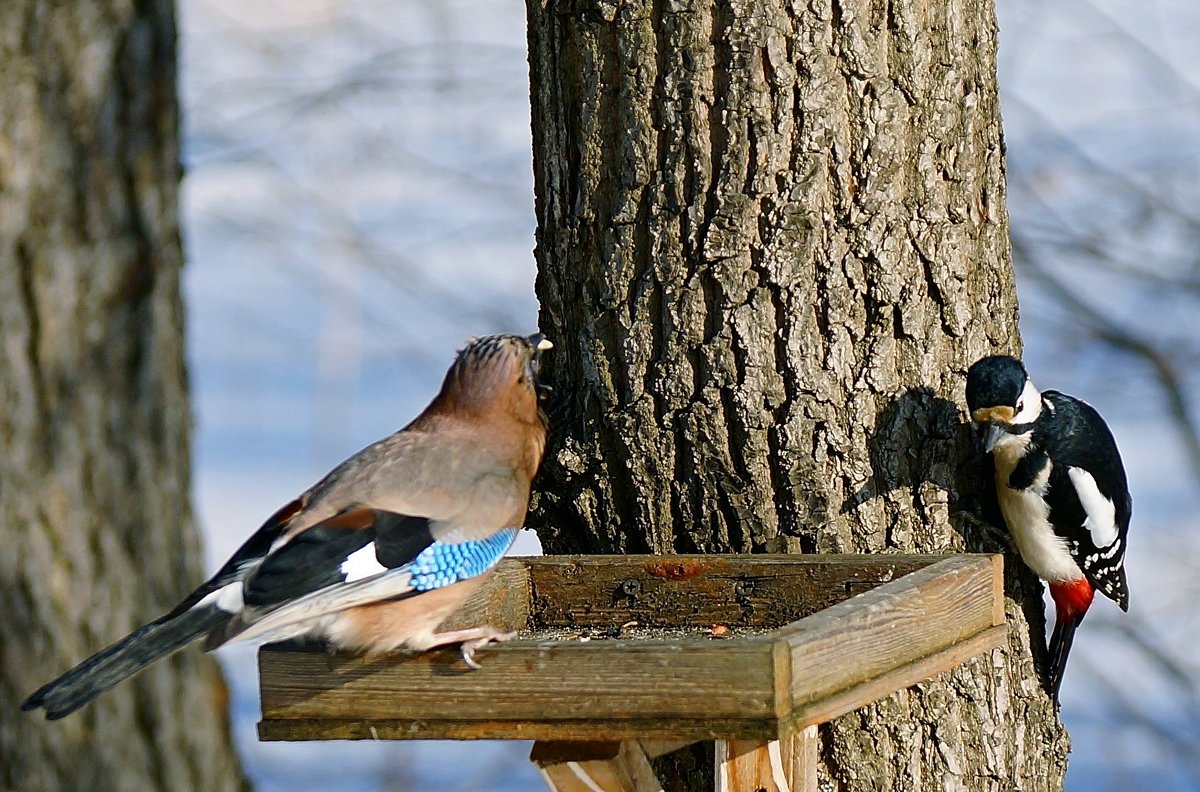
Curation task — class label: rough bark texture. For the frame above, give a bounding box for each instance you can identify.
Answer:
[527,0,1071,788]
[0,3,246,791]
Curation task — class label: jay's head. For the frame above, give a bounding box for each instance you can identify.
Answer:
[966,354,1042,452]
[438,333,553,423]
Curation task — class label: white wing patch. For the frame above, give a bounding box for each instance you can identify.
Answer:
[1067,467,1118,548]
[197,582,245,613]
[341,542,388,582]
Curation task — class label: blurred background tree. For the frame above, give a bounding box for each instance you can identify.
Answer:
[1001,1,1200,783]
[0,1,245,790]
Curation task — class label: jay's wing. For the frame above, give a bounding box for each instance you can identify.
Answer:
[241,508,431,608]
[287,424,535,543]
[208,504,518,648]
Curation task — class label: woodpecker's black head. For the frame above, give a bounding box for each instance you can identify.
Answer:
[966,355,1027,414]
[966,355,1042,452]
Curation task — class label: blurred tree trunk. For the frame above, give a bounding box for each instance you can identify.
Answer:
[0,2,246,791]
[528,0,1070,789]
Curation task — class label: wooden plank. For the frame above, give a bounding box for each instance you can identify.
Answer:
[781,726,818,792]
[259,638,775,723]
[526,739,697,763]
[257,625,1006,742]
[638,739,696,758]
[531,741,622,764]
[787,624,1006,729]
[533,741,663,792]
[256,554,1005,744]
[784,556,999,708]
[434,559,531,633]
[715,740,792,792]
[525,554,946,630]
[988,553,1006,627]
[258,716,779,742]
[714,725,817,792]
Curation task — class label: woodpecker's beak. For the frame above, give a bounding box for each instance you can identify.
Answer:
[982,423,1007,453]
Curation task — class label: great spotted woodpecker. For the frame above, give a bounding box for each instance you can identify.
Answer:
[966,354,1131,703]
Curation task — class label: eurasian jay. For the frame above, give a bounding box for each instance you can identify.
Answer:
[23,333,552,720]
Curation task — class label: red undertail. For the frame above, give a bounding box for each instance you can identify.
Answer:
[1046,578,1095,703]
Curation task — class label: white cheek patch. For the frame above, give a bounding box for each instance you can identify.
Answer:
[341,543,388,582]
[1067,467,1119,548]
[991,430,1031,454]
[1012,379,1043,424]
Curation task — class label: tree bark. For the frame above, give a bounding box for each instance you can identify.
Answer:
[0,2,245,790]
[527,0,1071,788]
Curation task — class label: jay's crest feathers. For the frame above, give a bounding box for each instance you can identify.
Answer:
[427,333,550,426]
[23,333,551,720]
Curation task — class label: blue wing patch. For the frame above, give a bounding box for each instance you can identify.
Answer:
[408,528,518,592]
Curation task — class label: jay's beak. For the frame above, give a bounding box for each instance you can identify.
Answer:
[527,334,553,399]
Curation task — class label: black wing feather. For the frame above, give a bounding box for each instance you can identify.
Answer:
[1038,391,1132,609]
[373,513,436,567]
[1042,393,1131,515]
[242,509,435,610]
[244,527,375,607]
[162,497,305,619]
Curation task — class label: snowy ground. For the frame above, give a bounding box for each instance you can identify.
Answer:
[180,0,1200,789]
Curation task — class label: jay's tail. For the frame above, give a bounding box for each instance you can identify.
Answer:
[22,605,229,720]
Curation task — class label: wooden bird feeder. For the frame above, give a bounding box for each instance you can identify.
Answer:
[257,553,1006,791]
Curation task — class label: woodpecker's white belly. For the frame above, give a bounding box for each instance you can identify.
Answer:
[992,444,1084,583]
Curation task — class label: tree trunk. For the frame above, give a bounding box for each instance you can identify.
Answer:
[527,0,1071,788]
[0,2,246,790]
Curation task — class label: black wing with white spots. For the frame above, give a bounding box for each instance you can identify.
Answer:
[241,510,434,609]
[1034,391,1132,609]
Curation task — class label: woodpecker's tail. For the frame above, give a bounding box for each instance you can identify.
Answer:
[22,605,229,720]
[1047,613,1082,703]
[1046,578,1094,704]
